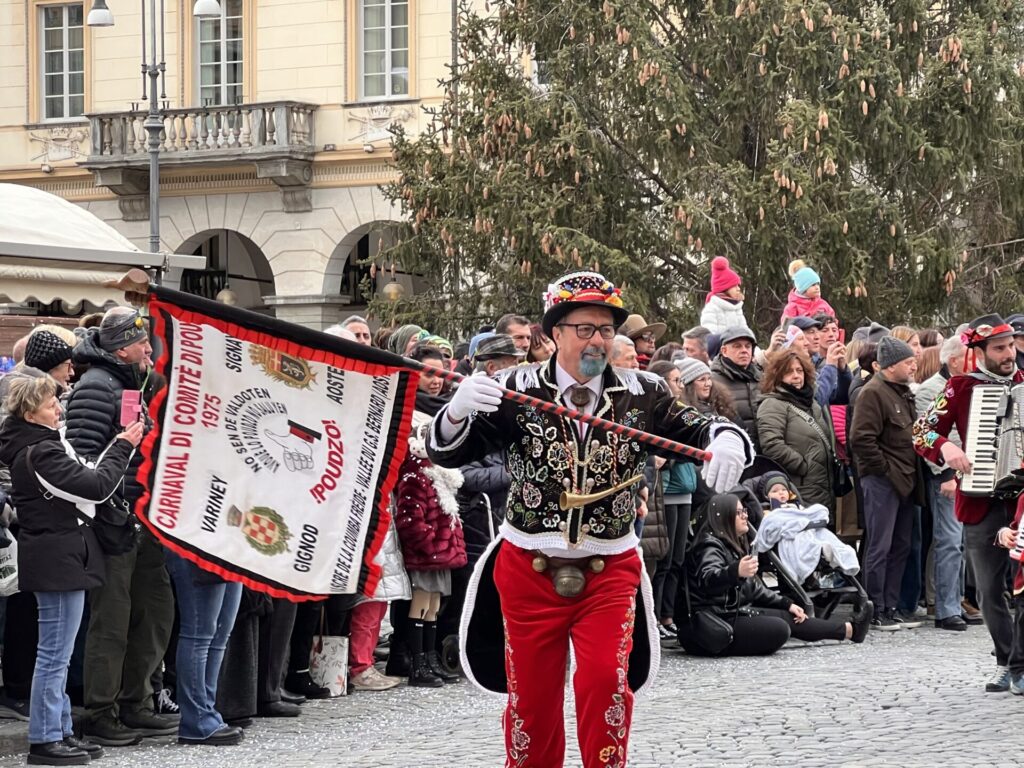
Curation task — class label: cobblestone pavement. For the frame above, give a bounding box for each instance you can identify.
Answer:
[0,624,1018,767]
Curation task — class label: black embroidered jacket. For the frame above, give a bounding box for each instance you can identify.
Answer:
[428,358,740,554]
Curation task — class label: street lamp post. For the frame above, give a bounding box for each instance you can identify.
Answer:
[87,0,222,273]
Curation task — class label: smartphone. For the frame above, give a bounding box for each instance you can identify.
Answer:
[838,328,846,345]
[120,390,142,427]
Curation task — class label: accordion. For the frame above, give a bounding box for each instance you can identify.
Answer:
[961,383,1024,498]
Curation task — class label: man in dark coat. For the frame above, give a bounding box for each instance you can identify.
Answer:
[849,336,920,630]
[709,326,763,449]
[65,307,178,745]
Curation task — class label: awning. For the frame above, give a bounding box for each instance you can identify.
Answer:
[0,184,204,307]
[0,258,131,307]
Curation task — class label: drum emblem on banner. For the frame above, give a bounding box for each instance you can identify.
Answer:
[248,345,317,390]
[227,505,292,556]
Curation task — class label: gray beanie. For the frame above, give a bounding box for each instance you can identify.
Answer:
[877,336,914,369]
[675,356,712,385]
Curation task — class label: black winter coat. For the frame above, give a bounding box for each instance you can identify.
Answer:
[709,356,763,450]
[686,533,792,616]
[0,416,134,592]
[65,329,149,505]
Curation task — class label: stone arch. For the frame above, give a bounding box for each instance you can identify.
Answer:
[323,219,403,299]
[173,228,275,309]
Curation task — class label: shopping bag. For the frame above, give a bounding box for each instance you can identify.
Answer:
[309,608,348,697]
[0,531,18,597]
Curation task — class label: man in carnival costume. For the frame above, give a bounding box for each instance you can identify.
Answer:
[428,271,752,767]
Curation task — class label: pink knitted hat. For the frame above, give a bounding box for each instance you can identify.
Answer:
[707,256,741,302]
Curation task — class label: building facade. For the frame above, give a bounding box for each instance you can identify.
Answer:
[0,0,454,327]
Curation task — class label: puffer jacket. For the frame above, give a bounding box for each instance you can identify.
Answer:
[699,295,749,335]
[0,414,133,592]
[686,533,792,615]
[394,454,468,572]
[640,463,669,570]
[710,355,763,450]
[756,391,836,509]
[371,517,411,601]
[65,328,150,505]
[781,290,836,321]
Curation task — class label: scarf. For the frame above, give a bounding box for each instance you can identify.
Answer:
[777,382,815,409]
[414,389,450,417]
[717,354,761,383]
[388,324,425,355]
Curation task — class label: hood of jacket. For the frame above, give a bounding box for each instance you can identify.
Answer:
[72,328,142,389]
[0,413,59,466]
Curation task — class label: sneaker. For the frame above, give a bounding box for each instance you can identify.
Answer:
[118,708,178,737]
[870,614,901,631]
[0,694,30,721]
[82,713,144,747]
[154,687,180,716]
[1011,673,1024,696]
[891,609,923,629]
[986,665,1012,693]
[350,666,402,692]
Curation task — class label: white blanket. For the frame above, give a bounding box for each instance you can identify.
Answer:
[752,503,860,584]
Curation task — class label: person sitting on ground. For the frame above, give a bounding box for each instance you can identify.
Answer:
[677,494,871,657]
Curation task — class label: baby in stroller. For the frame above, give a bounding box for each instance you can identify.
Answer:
[750,472,860,588]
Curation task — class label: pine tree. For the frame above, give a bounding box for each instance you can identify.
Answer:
[376,0,1024,337]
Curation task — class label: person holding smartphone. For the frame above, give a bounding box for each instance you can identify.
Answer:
[0,374,143,765]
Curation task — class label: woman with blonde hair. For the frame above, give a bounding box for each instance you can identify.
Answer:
[0,375,141,765]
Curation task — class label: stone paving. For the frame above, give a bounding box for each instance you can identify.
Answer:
[0,624,1019,767]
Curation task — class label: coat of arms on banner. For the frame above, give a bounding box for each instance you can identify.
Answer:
[249,345,317,389]
[227,505,292,556]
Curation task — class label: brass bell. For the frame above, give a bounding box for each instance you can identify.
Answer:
[589,558,606,574]
[553,565,586,598]
[532,556,548,573]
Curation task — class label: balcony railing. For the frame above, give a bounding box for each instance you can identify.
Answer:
[84,101,317,165]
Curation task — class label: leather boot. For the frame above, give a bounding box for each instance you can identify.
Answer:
[425,649,460,683]
[384,639,411,677]
[408,653,443,688]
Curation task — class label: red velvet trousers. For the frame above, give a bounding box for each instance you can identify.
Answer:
[493,542,642,768]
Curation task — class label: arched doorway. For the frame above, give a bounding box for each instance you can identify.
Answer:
[324,221,417,306]
[174,229,275,310]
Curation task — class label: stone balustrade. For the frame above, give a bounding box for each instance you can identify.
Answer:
[86,101,316,160]
[81,101,319,215]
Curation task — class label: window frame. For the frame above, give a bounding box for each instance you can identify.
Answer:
[194,0,246,107]
[352,0,415,103]
[37,2,86,123]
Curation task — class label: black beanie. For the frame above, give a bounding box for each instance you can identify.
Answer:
[24,330,73,374]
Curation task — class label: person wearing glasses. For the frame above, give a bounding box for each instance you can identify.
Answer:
[427,271,753,768]
[679,494,869,657]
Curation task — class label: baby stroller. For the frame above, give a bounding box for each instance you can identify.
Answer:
[739,463,869,620]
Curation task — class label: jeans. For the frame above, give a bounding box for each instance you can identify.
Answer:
[964,504,1014,667]
[926,476,965,620]
[165,552,242,740]
[861,474,915,612]
[29,591,85,744]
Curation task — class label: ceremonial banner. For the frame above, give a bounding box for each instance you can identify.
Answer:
[137,286,416,601]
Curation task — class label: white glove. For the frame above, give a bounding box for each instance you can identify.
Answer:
[446,373,505,423]
[701,429,747,493]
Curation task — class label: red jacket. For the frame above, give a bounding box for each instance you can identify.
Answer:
[394,455,468,572]
[913,371,1024,524]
